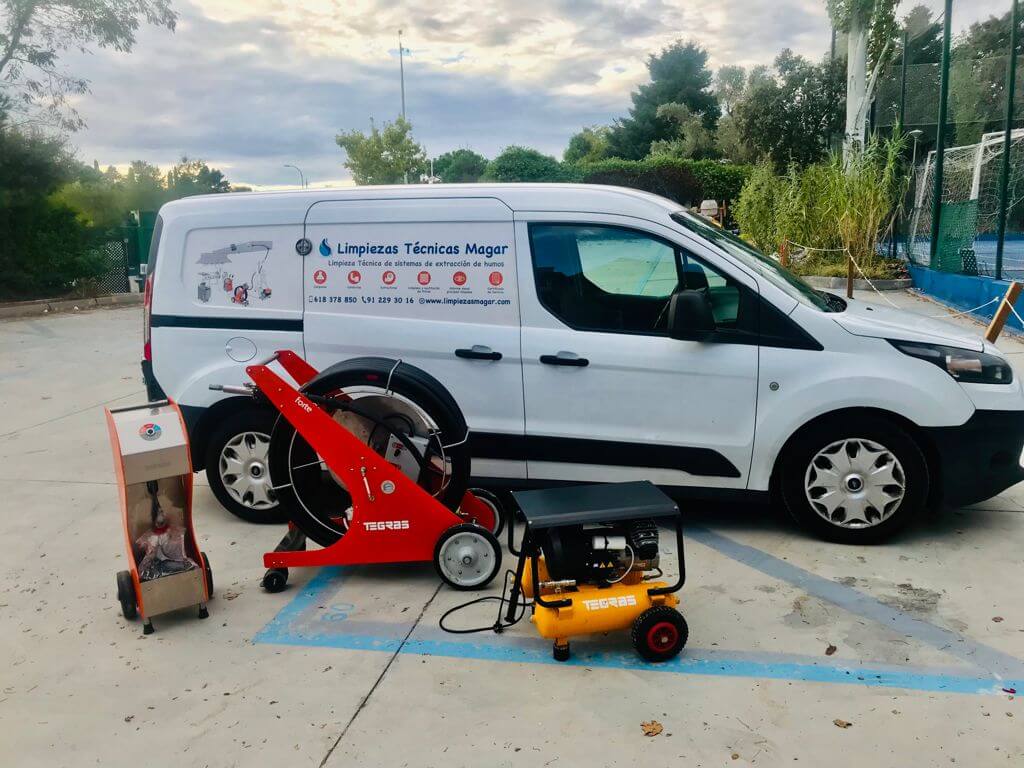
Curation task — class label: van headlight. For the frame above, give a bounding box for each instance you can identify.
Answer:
[889,340,1013,384]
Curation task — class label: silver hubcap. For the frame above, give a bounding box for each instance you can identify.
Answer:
[804,438,906,529]
[220,432,277,509]
[437,531,494,587]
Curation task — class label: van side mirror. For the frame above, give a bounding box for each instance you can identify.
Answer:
[668,289,716,341]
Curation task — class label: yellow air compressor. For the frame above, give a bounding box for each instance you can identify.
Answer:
[505,481,687,662]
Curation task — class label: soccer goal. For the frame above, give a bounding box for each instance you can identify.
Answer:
[908,129,1024,276]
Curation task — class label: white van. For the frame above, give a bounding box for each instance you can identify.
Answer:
[142,184,1024,543]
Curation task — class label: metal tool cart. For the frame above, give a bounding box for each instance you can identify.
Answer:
[106,401,212,634]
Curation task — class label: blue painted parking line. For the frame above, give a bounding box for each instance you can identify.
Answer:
[253,533,1024,695]
[688,525,1024,680]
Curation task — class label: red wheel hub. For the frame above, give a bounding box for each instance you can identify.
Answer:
[646,620,679,652]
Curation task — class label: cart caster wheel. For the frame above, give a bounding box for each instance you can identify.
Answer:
[143,619,154,635]
[198,605,209,619]
[200,551,213,598]
[631,606,688,663]
[116,570,137,620]
[553,642,571,662]
[433,524,502,591]
[262,568,288,593]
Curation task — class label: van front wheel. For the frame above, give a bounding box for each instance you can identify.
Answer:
[205,407,287,524]
[779,415,928,544]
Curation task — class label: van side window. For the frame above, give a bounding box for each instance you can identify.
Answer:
[528,223,754,336]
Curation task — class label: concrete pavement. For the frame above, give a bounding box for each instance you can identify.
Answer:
[0,296,1021,767]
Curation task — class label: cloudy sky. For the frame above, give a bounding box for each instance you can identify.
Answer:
[62,0,1014,188]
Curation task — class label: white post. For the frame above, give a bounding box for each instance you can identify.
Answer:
[844,15,869,160]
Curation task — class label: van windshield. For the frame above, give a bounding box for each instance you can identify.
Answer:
[669,211,840,312]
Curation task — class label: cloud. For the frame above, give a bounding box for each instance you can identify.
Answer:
[60,0,1010,188]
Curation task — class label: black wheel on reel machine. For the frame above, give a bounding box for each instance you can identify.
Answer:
[433,524,502,590]
[467,487,506,537]
[268,357,472,548]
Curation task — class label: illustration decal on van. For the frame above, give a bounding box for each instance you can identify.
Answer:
[195,241,274,307]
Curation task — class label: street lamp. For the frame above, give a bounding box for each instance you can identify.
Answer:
[283,164,306,189]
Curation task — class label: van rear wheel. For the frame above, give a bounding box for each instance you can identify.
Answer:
[779,415,929,544]
[205,407,287,524]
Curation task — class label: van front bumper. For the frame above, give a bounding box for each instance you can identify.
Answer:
[925,409,1024,508]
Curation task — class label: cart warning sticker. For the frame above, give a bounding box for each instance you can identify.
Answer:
[304,221,518,325]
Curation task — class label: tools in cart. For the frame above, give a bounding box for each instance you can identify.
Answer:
[211,351,504,592]
[105,401,213,635]
[441,481,688,663]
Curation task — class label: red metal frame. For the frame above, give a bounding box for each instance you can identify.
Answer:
[249,358,492,570]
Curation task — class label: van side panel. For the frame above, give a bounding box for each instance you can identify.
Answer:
[302,198,526,479]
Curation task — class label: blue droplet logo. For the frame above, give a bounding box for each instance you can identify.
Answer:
[318,238,331,257]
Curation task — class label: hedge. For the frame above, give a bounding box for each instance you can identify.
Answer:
[572,157,751,207]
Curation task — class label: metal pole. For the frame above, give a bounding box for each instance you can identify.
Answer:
[283,164,305,189]
[929,0,954,264]
[996,0,1020,281]
[398,29,406,121]
[893,28,910,260]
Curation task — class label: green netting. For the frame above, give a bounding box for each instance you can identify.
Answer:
[932,199,978,272]
[875,57,1024,131]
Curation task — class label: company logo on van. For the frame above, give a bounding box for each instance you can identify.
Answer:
[318,238,331,257]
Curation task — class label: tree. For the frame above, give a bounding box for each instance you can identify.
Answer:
[336,116,426,185]
[563,126,611,164]
[0,124,104,298]
[947,9,1024,145]
[733,50,846,168]
[483,146,566,182]
[897,5,942,65]
[605,41,720,160]
[648,103,719,160]
[0,1,177,130]
[826,0,899,155]
[432,148,488,183]
[166,157,231,198]
[715,65,747,115]
[716,114,759,164]
[123,160,167,210]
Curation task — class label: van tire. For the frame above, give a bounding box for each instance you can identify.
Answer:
[205,407,287,524]
[779,415,928,544]
[269,357,471,548]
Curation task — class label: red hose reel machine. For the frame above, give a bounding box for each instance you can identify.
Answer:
[212,351,505,592]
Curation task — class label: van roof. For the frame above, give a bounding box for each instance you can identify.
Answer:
[157,183,683,221]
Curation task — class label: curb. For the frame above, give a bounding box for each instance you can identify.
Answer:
[802,276,912,291]
[0,292,143,320]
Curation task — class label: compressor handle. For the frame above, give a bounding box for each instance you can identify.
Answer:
[209,384,257,396]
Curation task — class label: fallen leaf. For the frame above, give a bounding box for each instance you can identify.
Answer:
[993,616,1004,623]
[833,719,853,729]
[124,715,134,723]
[731,753,740,760]
[825,644,837,656]
[224,590,240,601]
[641,720,663,737]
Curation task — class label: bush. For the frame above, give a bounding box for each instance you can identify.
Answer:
[575,157,750,207]
[733,161,780,252]
[733,134,908,274]
[0,201,107,300]
[484,146,569,182]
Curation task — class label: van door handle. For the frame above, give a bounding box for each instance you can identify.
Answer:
[540,352,589,367]
[455,346,502,361]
